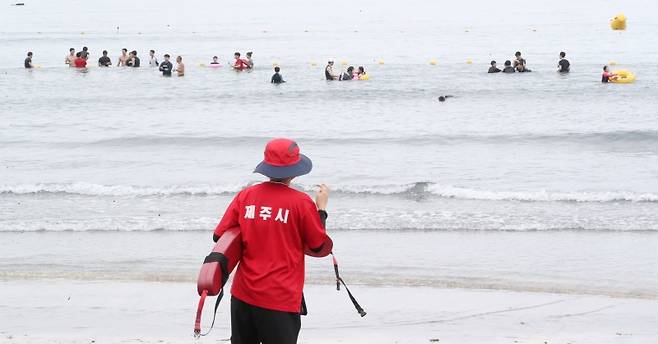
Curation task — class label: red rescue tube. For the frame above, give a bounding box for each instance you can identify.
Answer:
[194,226,242,336]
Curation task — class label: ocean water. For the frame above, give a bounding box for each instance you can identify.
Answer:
[1,0,658,309]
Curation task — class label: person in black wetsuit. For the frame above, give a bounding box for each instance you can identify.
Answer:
[488,60,501,73]
[325,60,338,80]
[98,50,112,67]
[159,54,173,76]
[24,52,33,69]
[271,66,285,84]
[340,66,354,80]
[557,51,570,73]
[502,60,515,73]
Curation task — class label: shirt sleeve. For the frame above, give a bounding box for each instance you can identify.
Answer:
[213,194,241,242]
[300,198,329,249]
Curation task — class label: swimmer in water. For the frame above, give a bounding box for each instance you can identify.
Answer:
[175,55,185,76]
[557,51,570,73]
[65,48,76,66]
[271,66,285,84]
[98,50,112,67]
[437,95,454,102]
[117,48,128,67]
[340,66,354,80]
[601,65,617,83]
[325,60,338,80]
[210,56,220,65]
[356,66,367,79]
[73,52,87,68]
[159,54,173,77]
[24,52,33,69]
[149,50,159,67]
[502,60,515,73]
[233,52,249,70]
[513,51,532,72]
[245,52,254,69]
[488,60,501,73]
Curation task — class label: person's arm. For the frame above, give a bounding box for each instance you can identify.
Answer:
[271,75,275,83]
[304,185,330,253]
[212,194,241,242]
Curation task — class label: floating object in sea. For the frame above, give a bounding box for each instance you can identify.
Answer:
[610,13,627,30]
[377,59,384,65]
[340,60,348,65]
[610,70,635,83]
[429,59,438,65]
[608,60,618,66]
[466,58,473,64]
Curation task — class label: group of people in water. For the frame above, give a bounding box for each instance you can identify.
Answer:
[21,48,626,84]
[488,51,539,73]
[324,60,368,81]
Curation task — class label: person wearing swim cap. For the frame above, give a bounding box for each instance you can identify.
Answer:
[213,138,333,344]
[502,60,515,73]
[325,60,338,80]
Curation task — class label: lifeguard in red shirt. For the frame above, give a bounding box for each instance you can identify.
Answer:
[213,138,333,344]
[232,52,250,71]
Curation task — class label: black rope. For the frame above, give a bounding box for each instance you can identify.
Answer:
[331,253,367,317]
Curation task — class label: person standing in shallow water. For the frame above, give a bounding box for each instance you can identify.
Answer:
[117,48,128,67]
[98,50,112,67]
[175,56,185,76]
[24,52,33,69]
[325,60,338,80]
[557,52,570,73]
[502,60,515,73]
[213,138,333,344]
[601,65,617,83]
[159,54,173,76]
[65,48,76,66]
[271,66,285,84]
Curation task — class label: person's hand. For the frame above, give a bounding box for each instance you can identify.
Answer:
[315,184,330,211]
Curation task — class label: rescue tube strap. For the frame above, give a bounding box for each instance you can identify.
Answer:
[331,253,367,317]
[194,253,230,337]
[204,252,230,285]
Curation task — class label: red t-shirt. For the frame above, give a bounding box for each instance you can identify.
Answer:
[234,59,248,70]
[214,182,329,313]
[74,58,87,68]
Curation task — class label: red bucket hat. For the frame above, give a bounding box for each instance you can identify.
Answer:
[254,138,313,179]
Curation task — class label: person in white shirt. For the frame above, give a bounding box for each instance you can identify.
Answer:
[149,49,159,67]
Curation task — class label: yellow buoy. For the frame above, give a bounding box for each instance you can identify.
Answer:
[608,60,618,66]
[310,61,317,67]
[610,70,635,83]
[466,58,473,64]
[340,60,348,66]
[610,13,627,30]
[377,59,384,65]
[272,61,280,67]
[429,59,438,65]
[199,63,206,67]
[359,74,370,80]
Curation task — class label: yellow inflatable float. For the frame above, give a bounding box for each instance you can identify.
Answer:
[610,13,626,30]
[610,70,635,83]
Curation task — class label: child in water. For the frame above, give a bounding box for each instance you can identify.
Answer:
[271,66,285,84]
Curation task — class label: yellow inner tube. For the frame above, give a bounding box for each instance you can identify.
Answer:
[610,13,627,30]
[358,74,370,80]
[610,70,636,84]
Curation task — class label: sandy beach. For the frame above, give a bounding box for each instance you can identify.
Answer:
[2,280,657,344]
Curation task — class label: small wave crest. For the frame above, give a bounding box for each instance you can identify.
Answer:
[2,181,657,203]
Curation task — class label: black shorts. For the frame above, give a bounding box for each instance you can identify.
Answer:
[231,296,301,344]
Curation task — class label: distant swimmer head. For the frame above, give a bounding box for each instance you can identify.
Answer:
[358,66,365,74]
[504,60,512,66]
[515,51,522,57]
[69,48,75,53]
[560,51,566,58]
[122,48,128,53]
[274,66,280,72]
[246,52,253,57]
[213,56,218,62]
[234,52,241,58]
[150,49,155,55]
[603,65,609,72]
[27,51,32,57]
[176,55,182,62]
[347,66,354,73]
[490,60,497,66]
[132,50,137,56]
[164,54,170,60]
[102,50,108,56]
[328,59,334,64]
